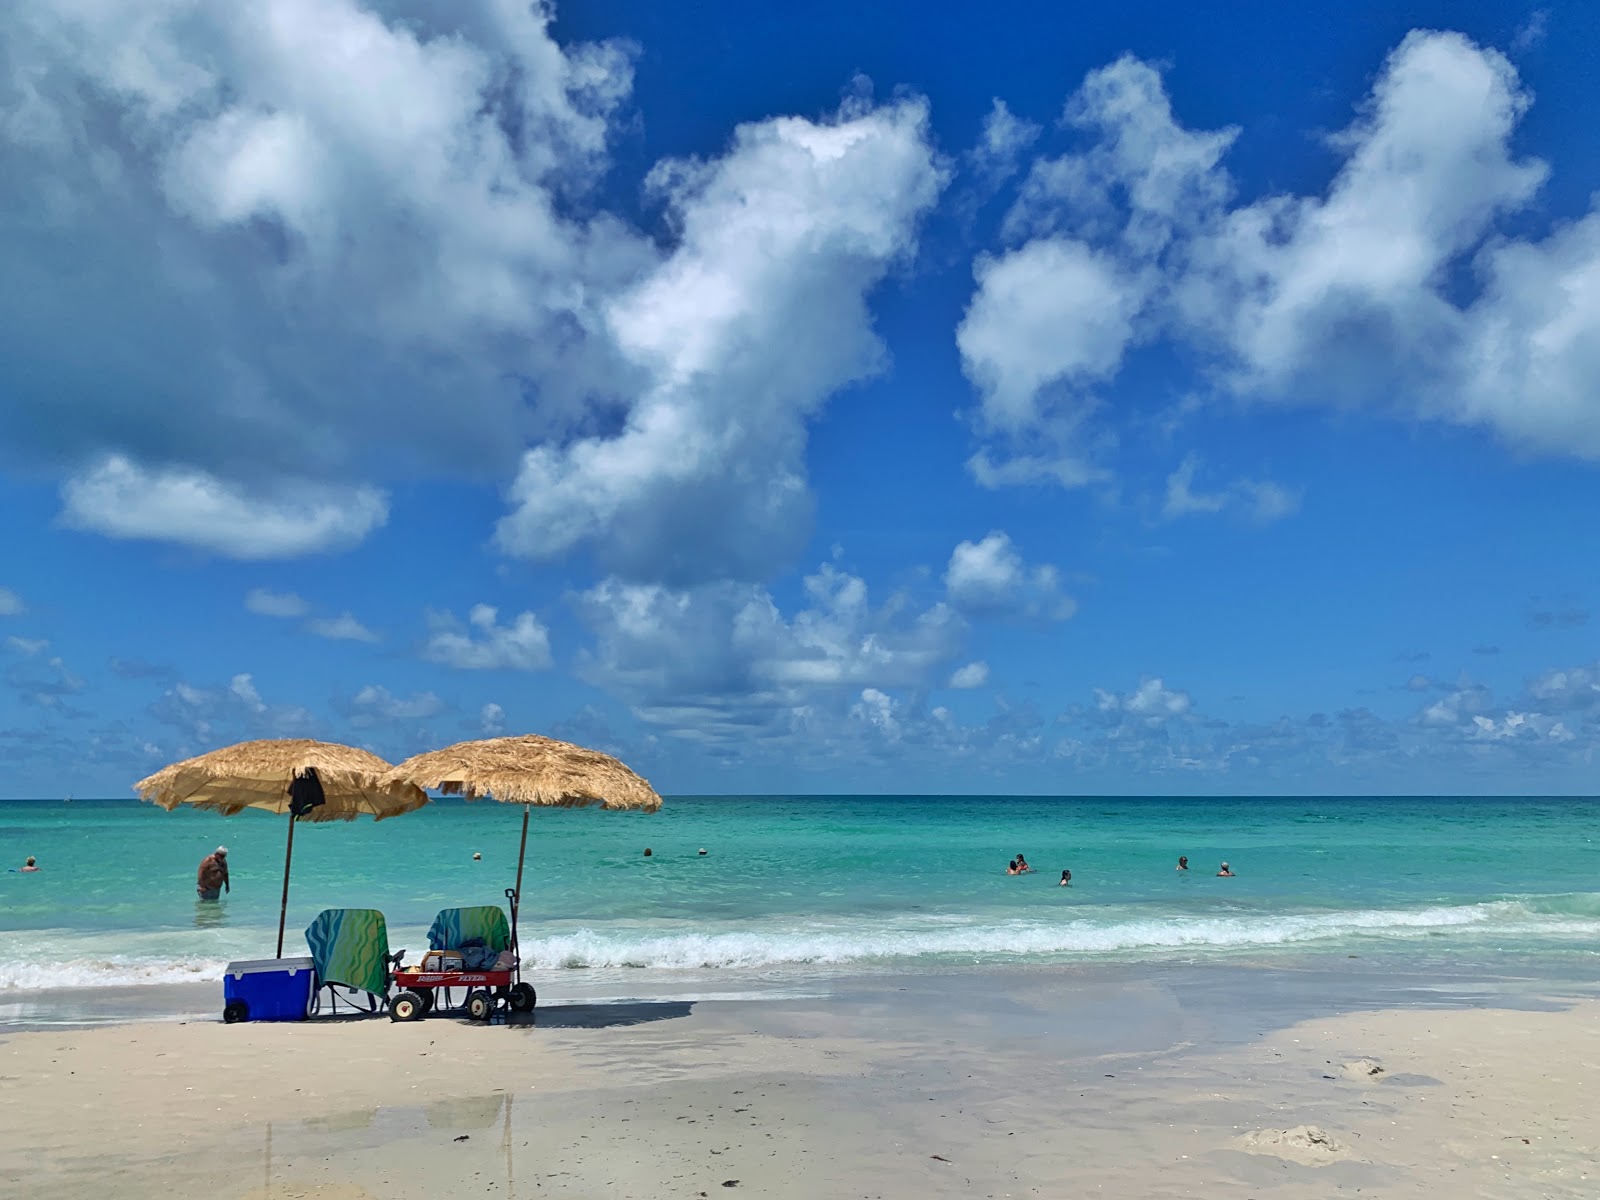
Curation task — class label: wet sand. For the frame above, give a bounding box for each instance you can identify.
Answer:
[3,962,1597,1199]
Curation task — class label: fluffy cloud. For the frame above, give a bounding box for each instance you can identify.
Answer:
[5,3,942,581]
[306,613,380,642]
[423,604,552,671]
[949,661,990,689]
[944,532,1075,622]
[479,702,507,736]
[344,684,444,726]
[964,31,1600,489]
[576,563,965,741]
[245,589,309,618]
[496,98,945,582]
[0,587,23,616]
[2,636,84,710]
[59,456,388,558]
[1161,455,1298,522]
[149,671,316,743]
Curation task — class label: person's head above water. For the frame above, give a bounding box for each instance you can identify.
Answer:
[643,848,653,857]
[25,856,36,867]
[214,846,228,858]
[1178,856,1188,868]
[472,852,482,861]
[1008,859,1017,869]
[1060,869,1071,882]
[698,848,707,856]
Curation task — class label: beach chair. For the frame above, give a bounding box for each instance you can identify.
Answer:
[304,908,403,1015]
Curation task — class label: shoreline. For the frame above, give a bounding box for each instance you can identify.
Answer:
[8,958,1599,1198]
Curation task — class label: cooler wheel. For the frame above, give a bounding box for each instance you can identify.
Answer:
[223,1000,249,1024]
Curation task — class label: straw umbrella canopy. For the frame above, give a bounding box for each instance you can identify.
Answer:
[136,738,428,956]
[378,734,660,959]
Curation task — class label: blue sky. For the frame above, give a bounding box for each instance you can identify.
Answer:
[3,1,1598,797]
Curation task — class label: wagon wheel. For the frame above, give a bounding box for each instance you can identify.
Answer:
[466,990,494,1022]
[507,982,537,1012]
[389,991,426,1022]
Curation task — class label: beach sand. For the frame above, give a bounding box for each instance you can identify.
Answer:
[3,963,1596,1199]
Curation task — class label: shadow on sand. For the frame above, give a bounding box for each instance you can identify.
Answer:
[508,1000,695,1029]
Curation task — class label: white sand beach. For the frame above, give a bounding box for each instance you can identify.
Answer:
[3,963,1596,1199]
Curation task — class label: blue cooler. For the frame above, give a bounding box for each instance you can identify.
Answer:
[222,957,315,1023]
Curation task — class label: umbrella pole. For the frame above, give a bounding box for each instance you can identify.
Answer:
[510,805,530,978]
[276,815,296,959]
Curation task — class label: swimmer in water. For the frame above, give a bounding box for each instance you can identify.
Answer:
[1015,854,1033,873]
[20,856,39,873]
[1006,859,1019,875]
[1217,861,1235,877]
[1176,855,1188,871]
[1059,869,1071,886]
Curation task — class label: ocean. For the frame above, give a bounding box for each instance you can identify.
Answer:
[2,795,1597,999]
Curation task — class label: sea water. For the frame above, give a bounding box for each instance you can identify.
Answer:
[1,795,1597,994]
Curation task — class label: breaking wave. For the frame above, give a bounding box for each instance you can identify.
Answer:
[4,896,1596,990]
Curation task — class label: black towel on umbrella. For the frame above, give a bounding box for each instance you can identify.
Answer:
[288,767,327,817]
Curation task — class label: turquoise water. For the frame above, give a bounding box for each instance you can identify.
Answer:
[2,795,1597,991]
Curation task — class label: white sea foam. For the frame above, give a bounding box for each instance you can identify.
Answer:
[4,900,1596,990]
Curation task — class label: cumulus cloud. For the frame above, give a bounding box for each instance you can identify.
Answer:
[306,613,380,642]
[575,563,965,742]
[944,532,1075,622]
[968,98,1040,189]
[496,98,945,582]
[0,587,24,616]
[245,589,309,618]
[962,31,1600,487]
[4,4,943,581]
[149,671,317,744]
[423,604,552,671]
[2,635,83,709]
[344,684,444,726]
[949,661,990,689]
[479,702,507,735]
[1161,455,1299,522]
[59,456,388,558]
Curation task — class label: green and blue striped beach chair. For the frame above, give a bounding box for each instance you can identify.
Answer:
[305,908,396,1013]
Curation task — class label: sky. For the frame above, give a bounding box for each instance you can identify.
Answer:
[2,0,1599,798]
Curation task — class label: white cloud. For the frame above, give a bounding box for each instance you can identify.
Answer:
[245,588,309,618]
[1180,32,1546,410]
[306,612,380,643]
[347,684,444,725]
[576,562,966,741]
[0,587,24,616]
[944,532,1076,622]
[495,98,945,582]
[5,636,49,657]
[957,238,1137,488]
[1161,455,1299,522]
[423,604,552,671]
[1091,677,1193,730]
[949,661,990,689]
[60,455,388,558]
[0,2,631,556]
[965,31,1600,486]
[480,702,506,735]
[970,99,1040,187]
[150,671,316,742]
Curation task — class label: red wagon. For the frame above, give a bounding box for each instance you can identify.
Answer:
[389,967,533,1022]
[386,901,536,1023]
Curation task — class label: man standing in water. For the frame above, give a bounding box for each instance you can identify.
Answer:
[196,846,229,900]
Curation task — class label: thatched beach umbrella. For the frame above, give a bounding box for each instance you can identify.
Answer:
[136,738,428,956]
[378,735,660,966]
